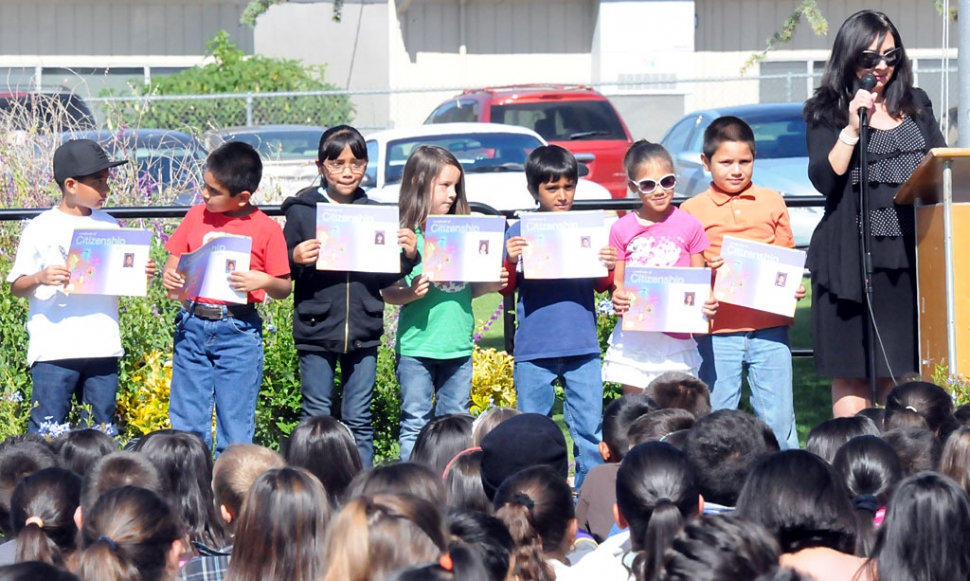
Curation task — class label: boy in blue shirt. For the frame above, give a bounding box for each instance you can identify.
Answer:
[502,145,616,488]
[162,142,291,453]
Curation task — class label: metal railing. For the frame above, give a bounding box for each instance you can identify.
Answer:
[0,196,823,358]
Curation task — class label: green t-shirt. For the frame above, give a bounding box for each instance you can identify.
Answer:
[397,228,474,358]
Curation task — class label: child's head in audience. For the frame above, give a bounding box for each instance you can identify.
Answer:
[601,393,657,463]
[0,441,58,537]
[646,372,711,418]
[939,426,970,497]
[284,417,362,506]
[398,145,470,231]
[132,429,228,549]
[683,410,772,507]
[443,448,489,514]
[736,450,856,556]
[410,414,474,475]
[806,416,881,464]
[0,562,79,581]
[9,467,81,568]
[856,407,886,432]
[884,381,958,441]
[471,408,521,447]
[493,465,576,581]
[658,514,780,581]
[212,443,286,533]
[227,467,331,581]
[700,116,758,194]
[831,435,903,556]
[346,462,446,507]
[480,414,568,500]
[323,493,447,581]
[525,145,579,213]
[79,451,163,523]
[446,510,515,581]
[627,409,696,448]
[76,486,182,581]
[881,427,942,476]
[388,545,488,581]
[616,442,702,581]
[867,472,970,581]
[954,403,970,427]
[55,429,117,477]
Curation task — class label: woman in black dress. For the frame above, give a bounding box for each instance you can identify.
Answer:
[803,10,946,417]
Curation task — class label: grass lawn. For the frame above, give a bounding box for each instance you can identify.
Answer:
[472,276,832,449]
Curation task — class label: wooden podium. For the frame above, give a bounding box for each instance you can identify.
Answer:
[896,148,970,376]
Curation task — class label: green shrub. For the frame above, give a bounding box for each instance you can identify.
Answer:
[102,32,354,131]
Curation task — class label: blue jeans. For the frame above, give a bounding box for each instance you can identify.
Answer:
[298,347,377,467]
[169,308,263,454]
[397,355,472,461]
[28,357,119,434]
[514,354,604,489]
[696,326,799,450]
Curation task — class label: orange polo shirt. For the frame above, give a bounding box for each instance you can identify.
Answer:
[680,182,795,333]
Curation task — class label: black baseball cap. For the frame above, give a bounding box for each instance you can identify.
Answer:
[53,139,127,184]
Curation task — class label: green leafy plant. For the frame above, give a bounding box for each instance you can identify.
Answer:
[931,363,970,405]
[242,0,346,25]
[742,0,828,73]
[102,31,354,131]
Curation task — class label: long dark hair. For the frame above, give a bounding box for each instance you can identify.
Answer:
[884,381,959,442]
[617,442,701,581]
[285,417,363,506]
[446,510,515,581]
[132,430,228,548]
[493,465,575,581]
[55,429,117,477]
[736,450,856,555]
[806,416,880,464]
[10,467,81,567]
[345,461,446,507]
[411,414,474,475]
[804,10,917,127]
[658,514,780,581]
[75,486,182,581]
[868,472,970,581]
[225,467,331,581]
[831,435,903,556]
[443,448,489,514]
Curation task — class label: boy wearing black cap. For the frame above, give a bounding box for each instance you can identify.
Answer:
[7,139,155,434]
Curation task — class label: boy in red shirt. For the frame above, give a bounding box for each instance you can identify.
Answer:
[680,117,804,449]
[162,141,291,453]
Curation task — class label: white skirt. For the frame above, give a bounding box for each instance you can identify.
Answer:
[602,323,702,389]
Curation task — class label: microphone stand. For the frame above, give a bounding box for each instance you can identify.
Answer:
[857,108,879,404]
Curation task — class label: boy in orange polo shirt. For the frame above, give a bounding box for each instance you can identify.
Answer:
[680,116,804,449]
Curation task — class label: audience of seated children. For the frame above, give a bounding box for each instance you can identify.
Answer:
[939,426,970,497]
[409,414,474,477]
[644,372,711,418]
[443,449,489,515]
[54,430,117,478]
[179,443,286,580]
[658,514,780,581]
[471,407,521,447]
[8,467,81,568]
[831,435,902,556]
[626,409,696,449]
[805,416,881,464]
[575,393,655,543]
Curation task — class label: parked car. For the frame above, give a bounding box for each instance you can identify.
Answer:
[362,123,611,213]
[659,103,822,247]
[425,85,633,199]
[1,91,96,133]
[202,125,328,202]
[58,129,206,205]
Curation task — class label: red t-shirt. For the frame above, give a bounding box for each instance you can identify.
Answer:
[165,204,290,304]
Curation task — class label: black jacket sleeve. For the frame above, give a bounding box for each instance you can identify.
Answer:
[806,119,845,198]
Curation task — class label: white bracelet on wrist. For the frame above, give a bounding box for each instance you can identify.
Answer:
[839,129,860,146]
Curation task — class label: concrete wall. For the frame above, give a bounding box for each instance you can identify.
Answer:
[0,0,253,56]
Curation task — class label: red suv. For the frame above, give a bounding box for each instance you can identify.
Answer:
[425,85,633,199]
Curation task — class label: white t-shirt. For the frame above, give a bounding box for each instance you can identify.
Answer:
[7,207,124,364]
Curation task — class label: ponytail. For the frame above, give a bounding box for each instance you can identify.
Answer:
[76,486,181,581]
[494,499,554,581]
[636,500,686,581]
[76,537,142,581]
[9,467,81,567]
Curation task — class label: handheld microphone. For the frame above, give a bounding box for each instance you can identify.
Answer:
[859,73,877,127]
